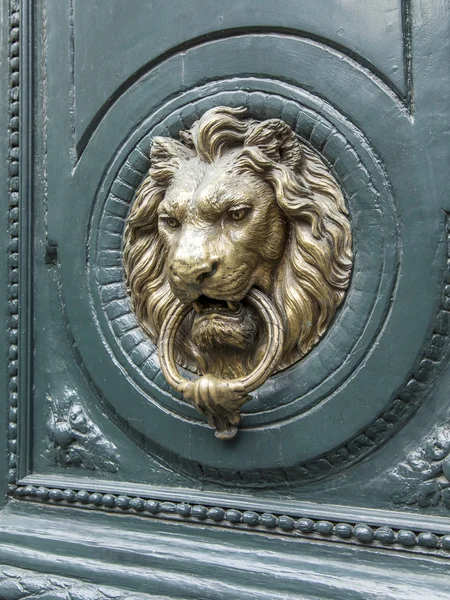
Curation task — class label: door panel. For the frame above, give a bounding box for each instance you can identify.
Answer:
[1,1,450,597]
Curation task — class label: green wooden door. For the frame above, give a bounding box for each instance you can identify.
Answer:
[1,1,450,598]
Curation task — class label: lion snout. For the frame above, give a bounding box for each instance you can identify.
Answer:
[169,252,223,303]
[171,258,219,286]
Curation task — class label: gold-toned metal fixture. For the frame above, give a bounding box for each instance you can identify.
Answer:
[124,107,352,438]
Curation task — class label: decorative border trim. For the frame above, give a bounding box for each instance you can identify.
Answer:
[11,484,450,555]
[7,0,20,496]
[5,0,450,561]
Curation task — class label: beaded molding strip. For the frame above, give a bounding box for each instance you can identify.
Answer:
[5,0,450,560]
[11,485,450,555]
[6,0,20,497]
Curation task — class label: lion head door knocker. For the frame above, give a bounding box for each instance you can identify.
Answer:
[123,106,352,440]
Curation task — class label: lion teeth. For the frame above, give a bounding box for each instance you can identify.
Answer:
[193,300,202,313]
[227,301,239,312]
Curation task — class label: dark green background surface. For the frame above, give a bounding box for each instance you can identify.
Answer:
[1,1,450,597]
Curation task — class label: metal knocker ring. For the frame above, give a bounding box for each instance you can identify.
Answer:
[159,288,285,440]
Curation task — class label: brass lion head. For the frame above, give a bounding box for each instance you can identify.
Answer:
[124,106,352,436]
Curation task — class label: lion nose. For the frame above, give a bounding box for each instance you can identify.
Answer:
[172,260,219,285]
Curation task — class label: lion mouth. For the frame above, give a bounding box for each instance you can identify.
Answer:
[192,295,242,316]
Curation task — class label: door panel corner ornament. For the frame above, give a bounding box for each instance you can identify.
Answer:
[47,390,120,473]
[123,106,352,439]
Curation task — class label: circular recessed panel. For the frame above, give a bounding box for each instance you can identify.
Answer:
[91,81,397,427]
[82,73,399,478]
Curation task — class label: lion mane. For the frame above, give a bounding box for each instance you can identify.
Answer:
[123,106,352,373]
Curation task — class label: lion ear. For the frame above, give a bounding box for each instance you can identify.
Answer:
[245,119,303,171]
[149,136,194,184]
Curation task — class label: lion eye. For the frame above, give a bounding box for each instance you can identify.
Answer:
[228,206,251,222]
[160,215,180,229]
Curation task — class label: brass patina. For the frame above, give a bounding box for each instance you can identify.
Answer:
[124,107,352,439]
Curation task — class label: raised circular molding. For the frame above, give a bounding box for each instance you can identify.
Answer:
[85,75,398,477]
